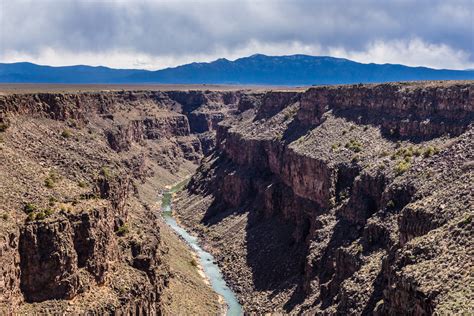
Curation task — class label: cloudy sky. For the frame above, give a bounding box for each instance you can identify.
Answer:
[0,0,473,70]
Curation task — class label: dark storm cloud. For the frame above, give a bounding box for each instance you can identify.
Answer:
[1,0,473,66]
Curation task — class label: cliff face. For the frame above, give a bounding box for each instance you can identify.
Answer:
[298,83,473,139]
[0,89,241,314]
[1,82,472,314]
[175,81,473,314]
[19,207,119,302]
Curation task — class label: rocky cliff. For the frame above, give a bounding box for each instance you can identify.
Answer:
[174,81,473,314]
[1,82,472,314]
[0,88,242,314]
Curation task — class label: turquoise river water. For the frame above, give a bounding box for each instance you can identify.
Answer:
[161,189,243,316]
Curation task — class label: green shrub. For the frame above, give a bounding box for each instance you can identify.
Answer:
[48,172,59,182]
[170,179,189,193]
[394,160,411,175]
[26,212,36,221]
[413,147,423,157]
[44,208,54,217]
[345,139,363,153]
[44,172,59,188]
[387,200,395,208]
[116,224,129,236]
[190,259,198,267]
[61,129,72,138]
[391,146,423,161]
[1,214,8,221]
[458,215,472,227]
[423,146,440,158]
[44,178,55,188]
[23,203,38,214]
[339,189,350,200]
[24,205,54,221]
[35,211,46,221]
[394,147,412,158]
[78,181,87,188]
[101,167,112,178]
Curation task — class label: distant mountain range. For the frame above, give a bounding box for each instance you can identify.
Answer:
[1,54,473,85]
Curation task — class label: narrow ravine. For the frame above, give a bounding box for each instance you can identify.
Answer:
[161,182,243,316]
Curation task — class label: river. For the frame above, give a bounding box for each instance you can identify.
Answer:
[161,184,243,316]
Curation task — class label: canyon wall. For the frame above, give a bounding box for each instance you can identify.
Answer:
[0,89,241,314]
[1,82,471,314]
[175,81,473,314]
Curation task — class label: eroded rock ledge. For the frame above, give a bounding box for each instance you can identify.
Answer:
[0,89,245,314]
[0,82,471,314]
[175,81,473,314]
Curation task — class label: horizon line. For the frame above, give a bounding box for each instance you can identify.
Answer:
[1,54,473,72]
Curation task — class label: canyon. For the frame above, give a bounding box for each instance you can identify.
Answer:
[0,88,238,314]
[174,81,473,314]
[0,81,472,315]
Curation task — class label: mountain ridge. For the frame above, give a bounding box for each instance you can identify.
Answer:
[1,54,473,85]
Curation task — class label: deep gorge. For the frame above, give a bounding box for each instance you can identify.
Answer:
[175,81,473,314]
[0,81,472,314]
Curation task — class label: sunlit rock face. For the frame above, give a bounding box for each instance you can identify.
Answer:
[175,81,473,314]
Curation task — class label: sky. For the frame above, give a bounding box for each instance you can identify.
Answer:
[0,0,473,70]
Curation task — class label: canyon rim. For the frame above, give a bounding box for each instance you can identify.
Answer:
[0,81,472,314]
[1,0,474,314]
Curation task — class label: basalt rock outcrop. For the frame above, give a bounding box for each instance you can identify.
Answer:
[19,206,121,302]
[175,81,473,314]
[0,88,243,314]
[1,82,472,314]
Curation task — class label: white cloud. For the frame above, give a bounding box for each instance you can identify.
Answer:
[0,41,325,70]
[2,38,472,71]
[329,38,474,70]
[0,0,472,70]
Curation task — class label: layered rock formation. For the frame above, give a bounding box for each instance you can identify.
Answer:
[1,81,472,314]
[0,89,241,314]
[175,81,473,314]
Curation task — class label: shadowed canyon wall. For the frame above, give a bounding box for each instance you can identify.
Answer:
[0,89,243,314]
[175,81,473,314]
[0,82,472,314]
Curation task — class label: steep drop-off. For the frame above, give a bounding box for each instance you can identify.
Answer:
[174,81,473,314]
[1,82,472,315]
[0,89,248,314]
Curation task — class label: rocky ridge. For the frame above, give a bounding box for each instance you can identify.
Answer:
[0,81,472,315]
[174,81,473,314]
[0,89,247,314]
